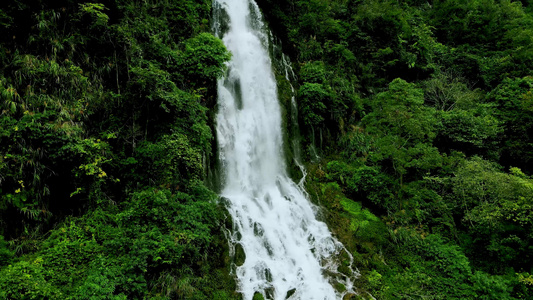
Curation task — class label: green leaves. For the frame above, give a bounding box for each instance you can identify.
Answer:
[298,82,329,126]
[0,236,13,268]
[300,61,327,84]
[448,157,533,268]
[0,185,226,299]
[79,3,109,28]
[257,0,533,298]
[489,76,533,168]
[176,32,230,87]
[132,132,205,188]
[439,108,501,149]
[0,9,12,28]
[365,79,437,142]
[0,0,237,299]
[0,258,63,299]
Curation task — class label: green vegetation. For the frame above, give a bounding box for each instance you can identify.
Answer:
[258,0,533,298]
[1,0,533,299]
[259,0,533,299]
[0,0,236,298]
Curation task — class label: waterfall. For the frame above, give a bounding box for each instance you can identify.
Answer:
[213,1,354,299]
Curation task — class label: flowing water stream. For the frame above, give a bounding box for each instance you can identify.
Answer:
[213,1,355,299]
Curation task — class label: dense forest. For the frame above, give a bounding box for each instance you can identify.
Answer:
[0,0,532,299]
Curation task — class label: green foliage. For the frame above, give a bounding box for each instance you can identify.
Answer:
[298,82,329,126]
[355,79,444,186]
[353,232,477,299]
[0,258,63,299]
[0,186,231,299]
[132,131,205,188]
[347,165,396,209]
[340,198,387,245]
[78,3,110,28]
[430,0,533,87]
[364,79,437,142]
[472,271,514,300]
[448,157,533,272]
[0,0,233,298]
[300,60,327,84]
[0,236,13,267]
[176,32,231,87]
[2,0,533,298]
[0,9,12,28]
[489,76,533,168]
[256,0,533,298]
[440,108,501,148]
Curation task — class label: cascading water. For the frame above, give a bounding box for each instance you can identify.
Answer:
[213,0,355,299]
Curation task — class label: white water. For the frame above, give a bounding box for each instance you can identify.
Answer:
[214,1,354,299]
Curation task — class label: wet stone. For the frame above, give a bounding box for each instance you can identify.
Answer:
[235,243,246,266]
[285,288,296,299]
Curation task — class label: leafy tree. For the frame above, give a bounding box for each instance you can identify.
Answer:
[298,82,330,127]
[448,157,533,272]
[489,76,533,171]
[176,32,231,88]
